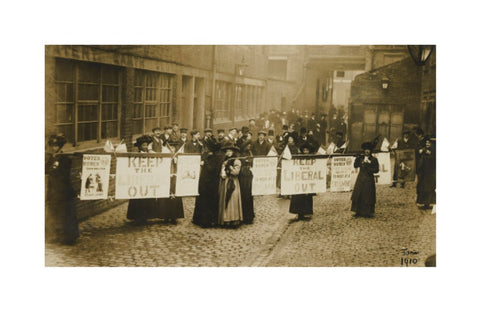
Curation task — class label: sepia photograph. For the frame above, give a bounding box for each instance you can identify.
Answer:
[44,44,436,267]
[4,1,480,310]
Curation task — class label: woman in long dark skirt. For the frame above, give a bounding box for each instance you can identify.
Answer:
[126,135,158,225]
[289,142,314,220]
[217,143,243,228]
[45,134,79,245]
[192,140,223,227]
[416,136,436,209]
[351,142,379,218]
[239,141,255,224]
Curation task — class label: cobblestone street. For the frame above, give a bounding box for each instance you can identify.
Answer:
[45,182,435,267]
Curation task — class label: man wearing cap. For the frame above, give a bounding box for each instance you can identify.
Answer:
[225,128,238,145]
[390,130,415,188]
[171,122,180,144]
[184,130,204,154]
[252,130,271,156]
[177,128,189,150]
[150,127,164,152]
[201,128,215,148]
[160,126,174,148]
[216,129,227,145]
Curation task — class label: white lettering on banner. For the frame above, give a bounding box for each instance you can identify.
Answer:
[252,157,277,195]
[373,152,392,185]
[281,158,327,195]
[115,156,171,199]
[175,155,201,197]
[80,154,111,200]
[330,156,355,192]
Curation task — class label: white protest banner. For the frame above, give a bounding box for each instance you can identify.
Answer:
[252,157,278,195]
[115,155,171,199]
[80,154,111,200]
[373,152,391,185]
[175,154,201,196]
[281,157,327,195]
[330,156,355,192]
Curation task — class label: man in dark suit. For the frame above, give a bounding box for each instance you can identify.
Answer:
[251,130,271,156]
[184,130,204,154]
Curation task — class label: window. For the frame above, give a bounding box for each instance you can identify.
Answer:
[133,70,172,134]
[268,59,288,80]
[54,58,121,144]
[214,81,231,120]
[336,71,345,78]
[234,85,245,118]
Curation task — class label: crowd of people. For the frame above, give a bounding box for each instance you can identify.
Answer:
[44,106,435,245]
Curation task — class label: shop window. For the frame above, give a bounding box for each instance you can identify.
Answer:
[54,59,121,144]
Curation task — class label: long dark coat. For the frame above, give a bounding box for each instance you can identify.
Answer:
[416,147,436,205]
[251,140,271,156]
[192,152,223,227]
[351,155,379,216]
[289,194,313,216]
[45,152,79,244]
[239,157,254,224]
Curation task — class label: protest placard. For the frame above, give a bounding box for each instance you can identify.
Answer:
[330,156,355,192]
[175,154,201,196]
[281,157,327,195]
[115,155,172,199]
[252,157,278,195]
[80,154,111,200]
[373,152,392,184]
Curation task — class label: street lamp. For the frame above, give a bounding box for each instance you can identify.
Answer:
[381,77,390,90]
[408,45,435,66]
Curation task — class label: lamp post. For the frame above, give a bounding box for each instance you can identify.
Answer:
[381,77,390,90]
[408,45,435,66]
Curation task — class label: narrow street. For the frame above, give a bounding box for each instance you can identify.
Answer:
[45,182,435,267]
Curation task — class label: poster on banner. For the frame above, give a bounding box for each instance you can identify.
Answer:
[175,155,201,196]
[252,157,278,195]
[330,156,355,192]
[394,149,416,182]
[373,152,392,184]
[115,155,172,199]
[281,157,327,195]
[80,154,111,200]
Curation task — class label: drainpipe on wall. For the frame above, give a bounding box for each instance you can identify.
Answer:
[210,45,217,129]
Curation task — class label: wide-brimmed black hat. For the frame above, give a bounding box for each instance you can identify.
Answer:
[241,126,249,134]
[402,130,411,135]
[134,135,153,147]
[152,127,162,132]
[221,142,240,152]
[180,128,188,133]
[217,129,225,133]
[299,142,315,153]
[164,125,173,130]
[190,129,199,136]
[282,125,289,130]
[361,142,374,150]
[48,134,67,148]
